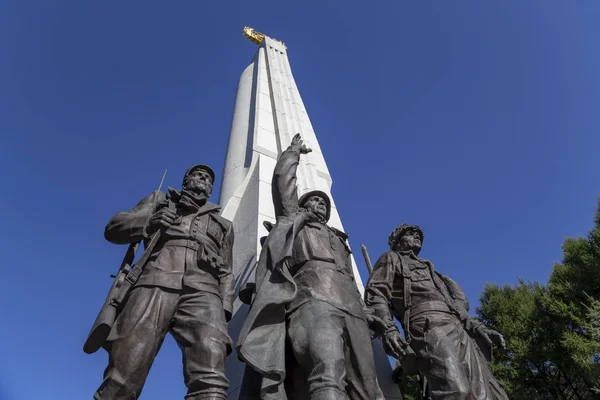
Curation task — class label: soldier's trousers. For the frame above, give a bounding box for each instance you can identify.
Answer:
[409,312,508,400]
[94,286,232,400]
[286,300,383,400]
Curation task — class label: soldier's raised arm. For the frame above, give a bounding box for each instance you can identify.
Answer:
[271,133,312,218]
[104,190,167,245]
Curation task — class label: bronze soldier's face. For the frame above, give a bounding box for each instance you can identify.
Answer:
[184,169,213,197]
[303,195,328,222]
[399,229,422,254]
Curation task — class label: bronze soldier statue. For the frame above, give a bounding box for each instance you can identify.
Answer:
[237,134,384,400]
[88,165,234,400]
[365,224,509,399]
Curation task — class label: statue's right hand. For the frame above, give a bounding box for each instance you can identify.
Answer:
[290,133,312,154]
[384,331,419,374]
[383,330,407,359]
[146,208,178,235]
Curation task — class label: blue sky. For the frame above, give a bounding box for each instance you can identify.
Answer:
[1,1,600,399]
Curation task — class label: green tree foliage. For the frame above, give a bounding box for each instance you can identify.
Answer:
[477,200,600,399]
[393,360,422,400]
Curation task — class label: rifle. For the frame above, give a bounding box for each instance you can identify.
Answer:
[360,244,374,275]
[83,170,167,354]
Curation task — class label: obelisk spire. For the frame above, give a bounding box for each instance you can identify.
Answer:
[220,28,400,399]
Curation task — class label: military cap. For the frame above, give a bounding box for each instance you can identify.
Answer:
[298,190,331,222]
[388,224,424,250]
[182,164,215,186]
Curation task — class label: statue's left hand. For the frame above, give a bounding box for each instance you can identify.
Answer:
[480,328,506,349]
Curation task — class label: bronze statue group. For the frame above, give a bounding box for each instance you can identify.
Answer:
[85,134,509,400]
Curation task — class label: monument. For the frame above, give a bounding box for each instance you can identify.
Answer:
[84,27,402,400]
[220,28,401,399]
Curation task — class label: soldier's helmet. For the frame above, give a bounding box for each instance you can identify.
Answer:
[388,224,425,250]
[182,164,216,187]
[298,190,331,222]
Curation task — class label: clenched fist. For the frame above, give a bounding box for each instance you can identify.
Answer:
[146,208,178,236]
[480,328,506,349]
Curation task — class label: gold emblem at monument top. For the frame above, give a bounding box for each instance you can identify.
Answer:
[243,26,286,49]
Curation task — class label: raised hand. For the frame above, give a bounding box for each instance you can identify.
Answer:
[290,133,312,154]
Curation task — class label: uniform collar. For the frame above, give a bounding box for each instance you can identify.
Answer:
[397,249,427,263]
[168,187,221,215]
[306,221,327,229]
[305,221,349,240]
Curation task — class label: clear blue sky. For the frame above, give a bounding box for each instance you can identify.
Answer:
[1,1,599,399]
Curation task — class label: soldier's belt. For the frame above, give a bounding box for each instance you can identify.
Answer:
[409,301,452,319]
[161,238,223,276]
[163,238,204,252]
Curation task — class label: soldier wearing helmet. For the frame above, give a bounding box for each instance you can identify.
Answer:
[93,164,234,400]
[365,224,508,399]
[237,134,384,400]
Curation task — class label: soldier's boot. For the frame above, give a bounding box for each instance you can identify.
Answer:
[311,388,349,400]
[185,391,227,400]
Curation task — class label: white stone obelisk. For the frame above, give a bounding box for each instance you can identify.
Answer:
[220,28,401,399]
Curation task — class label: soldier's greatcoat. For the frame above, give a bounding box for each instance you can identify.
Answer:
[237,147,383,400]
[365,250,508,400]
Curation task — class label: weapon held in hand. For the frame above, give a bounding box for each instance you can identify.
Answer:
[83,170,167,354]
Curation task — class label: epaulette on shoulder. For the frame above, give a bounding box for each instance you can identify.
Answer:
[330,226,349,241]
[212,212,232,229]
